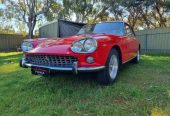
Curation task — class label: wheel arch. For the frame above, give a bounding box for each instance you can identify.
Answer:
[111,45,122,65]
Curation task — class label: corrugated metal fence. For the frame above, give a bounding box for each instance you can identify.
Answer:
[0,34,26,51]
[135,28,170,54]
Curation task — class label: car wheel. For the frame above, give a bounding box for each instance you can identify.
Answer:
[19,60,22,67]
[132,50,140,63]
[97,49,120,85]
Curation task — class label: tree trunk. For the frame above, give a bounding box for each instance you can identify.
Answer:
[28,23,34,39]
[27,15,36,39]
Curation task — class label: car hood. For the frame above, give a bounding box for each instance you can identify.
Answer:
[23,38,48,47]
[27,34,116,54]
[40,34,112,46]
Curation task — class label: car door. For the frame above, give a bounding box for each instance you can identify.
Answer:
[120,24,131,63]
[125,24,138,59]
[130,27,139,58]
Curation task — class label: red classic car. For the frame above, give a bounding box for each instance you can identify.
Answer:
[20,21,140,85]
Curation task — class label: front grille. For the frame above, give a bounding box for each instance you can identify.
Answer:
[25,54,78,67]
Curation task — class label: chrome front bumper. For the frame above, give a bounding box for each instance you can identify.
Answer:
[20,59,105,74]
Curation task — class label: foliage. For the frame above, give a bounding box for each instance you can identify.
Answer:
[0,25,15,34]
[4,0,52,38]
[62,0,98,22]
[103,0,170,30]
[44,1,63,21]
[0,0,170,36]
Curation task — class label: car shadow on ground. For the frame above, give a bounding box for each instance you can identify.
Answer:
[18,61,148,99]
[45,72,98,84]
[24,72,98,89]
[22,62,136,91]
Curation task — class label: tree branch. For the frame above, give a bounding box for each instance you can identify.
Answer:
[34,0,51,16]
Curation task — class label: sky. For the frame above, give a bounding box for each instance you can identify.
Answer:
[0,3,5,8]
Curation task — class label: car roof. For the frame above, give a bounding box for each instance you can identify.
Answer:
[96,21,125,24]
[94,21,131,28]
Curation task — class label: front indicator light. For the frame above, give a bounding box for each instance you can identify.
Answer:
[86,56,94,64]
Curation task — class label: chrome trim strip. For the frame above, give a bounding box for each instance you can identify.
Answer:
[78,66,105,71]
[72,62,78,74]
[122,56,135,64]
[24,63,105,72]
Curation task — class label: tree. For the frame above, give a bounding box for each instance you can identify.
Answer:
[163,0,170,9]
[44,1,63,21]
[0,25,15,34]
[102,0,124,21]
[91,0,112,23]
[62,0,97,23]
[0,9,3,24]
[139,0,168,29]
[118,0,142,30]
[153,0,167,27]
[5,0,52,38]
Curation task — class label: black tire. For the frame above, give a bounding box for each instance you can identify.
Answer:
[19,60,22,67]
[97,48,120,85]
[131,50,140,64]
[19,59,28,68]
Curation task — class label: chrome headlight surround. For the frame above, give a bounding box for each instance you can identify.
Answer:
[71,38,97,53]
[21,41,33,52]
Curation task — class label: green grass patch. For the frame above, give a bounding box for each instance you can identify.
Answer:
[0,52,170,115]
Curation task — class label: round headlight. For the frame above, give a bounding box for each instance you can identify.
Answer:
[71,38,97,53]
[71,41,84,53]
[21,42,33,52]
[84,39,97,53]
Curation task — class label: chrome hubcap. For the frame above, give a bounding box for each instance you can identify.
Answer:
[109,55,118,79]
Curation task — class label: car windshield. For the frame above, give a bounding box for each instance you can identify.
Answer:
[77,22,124,36]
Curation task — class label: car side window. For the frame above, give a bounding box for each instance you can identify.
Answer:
[125,24,135,37]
